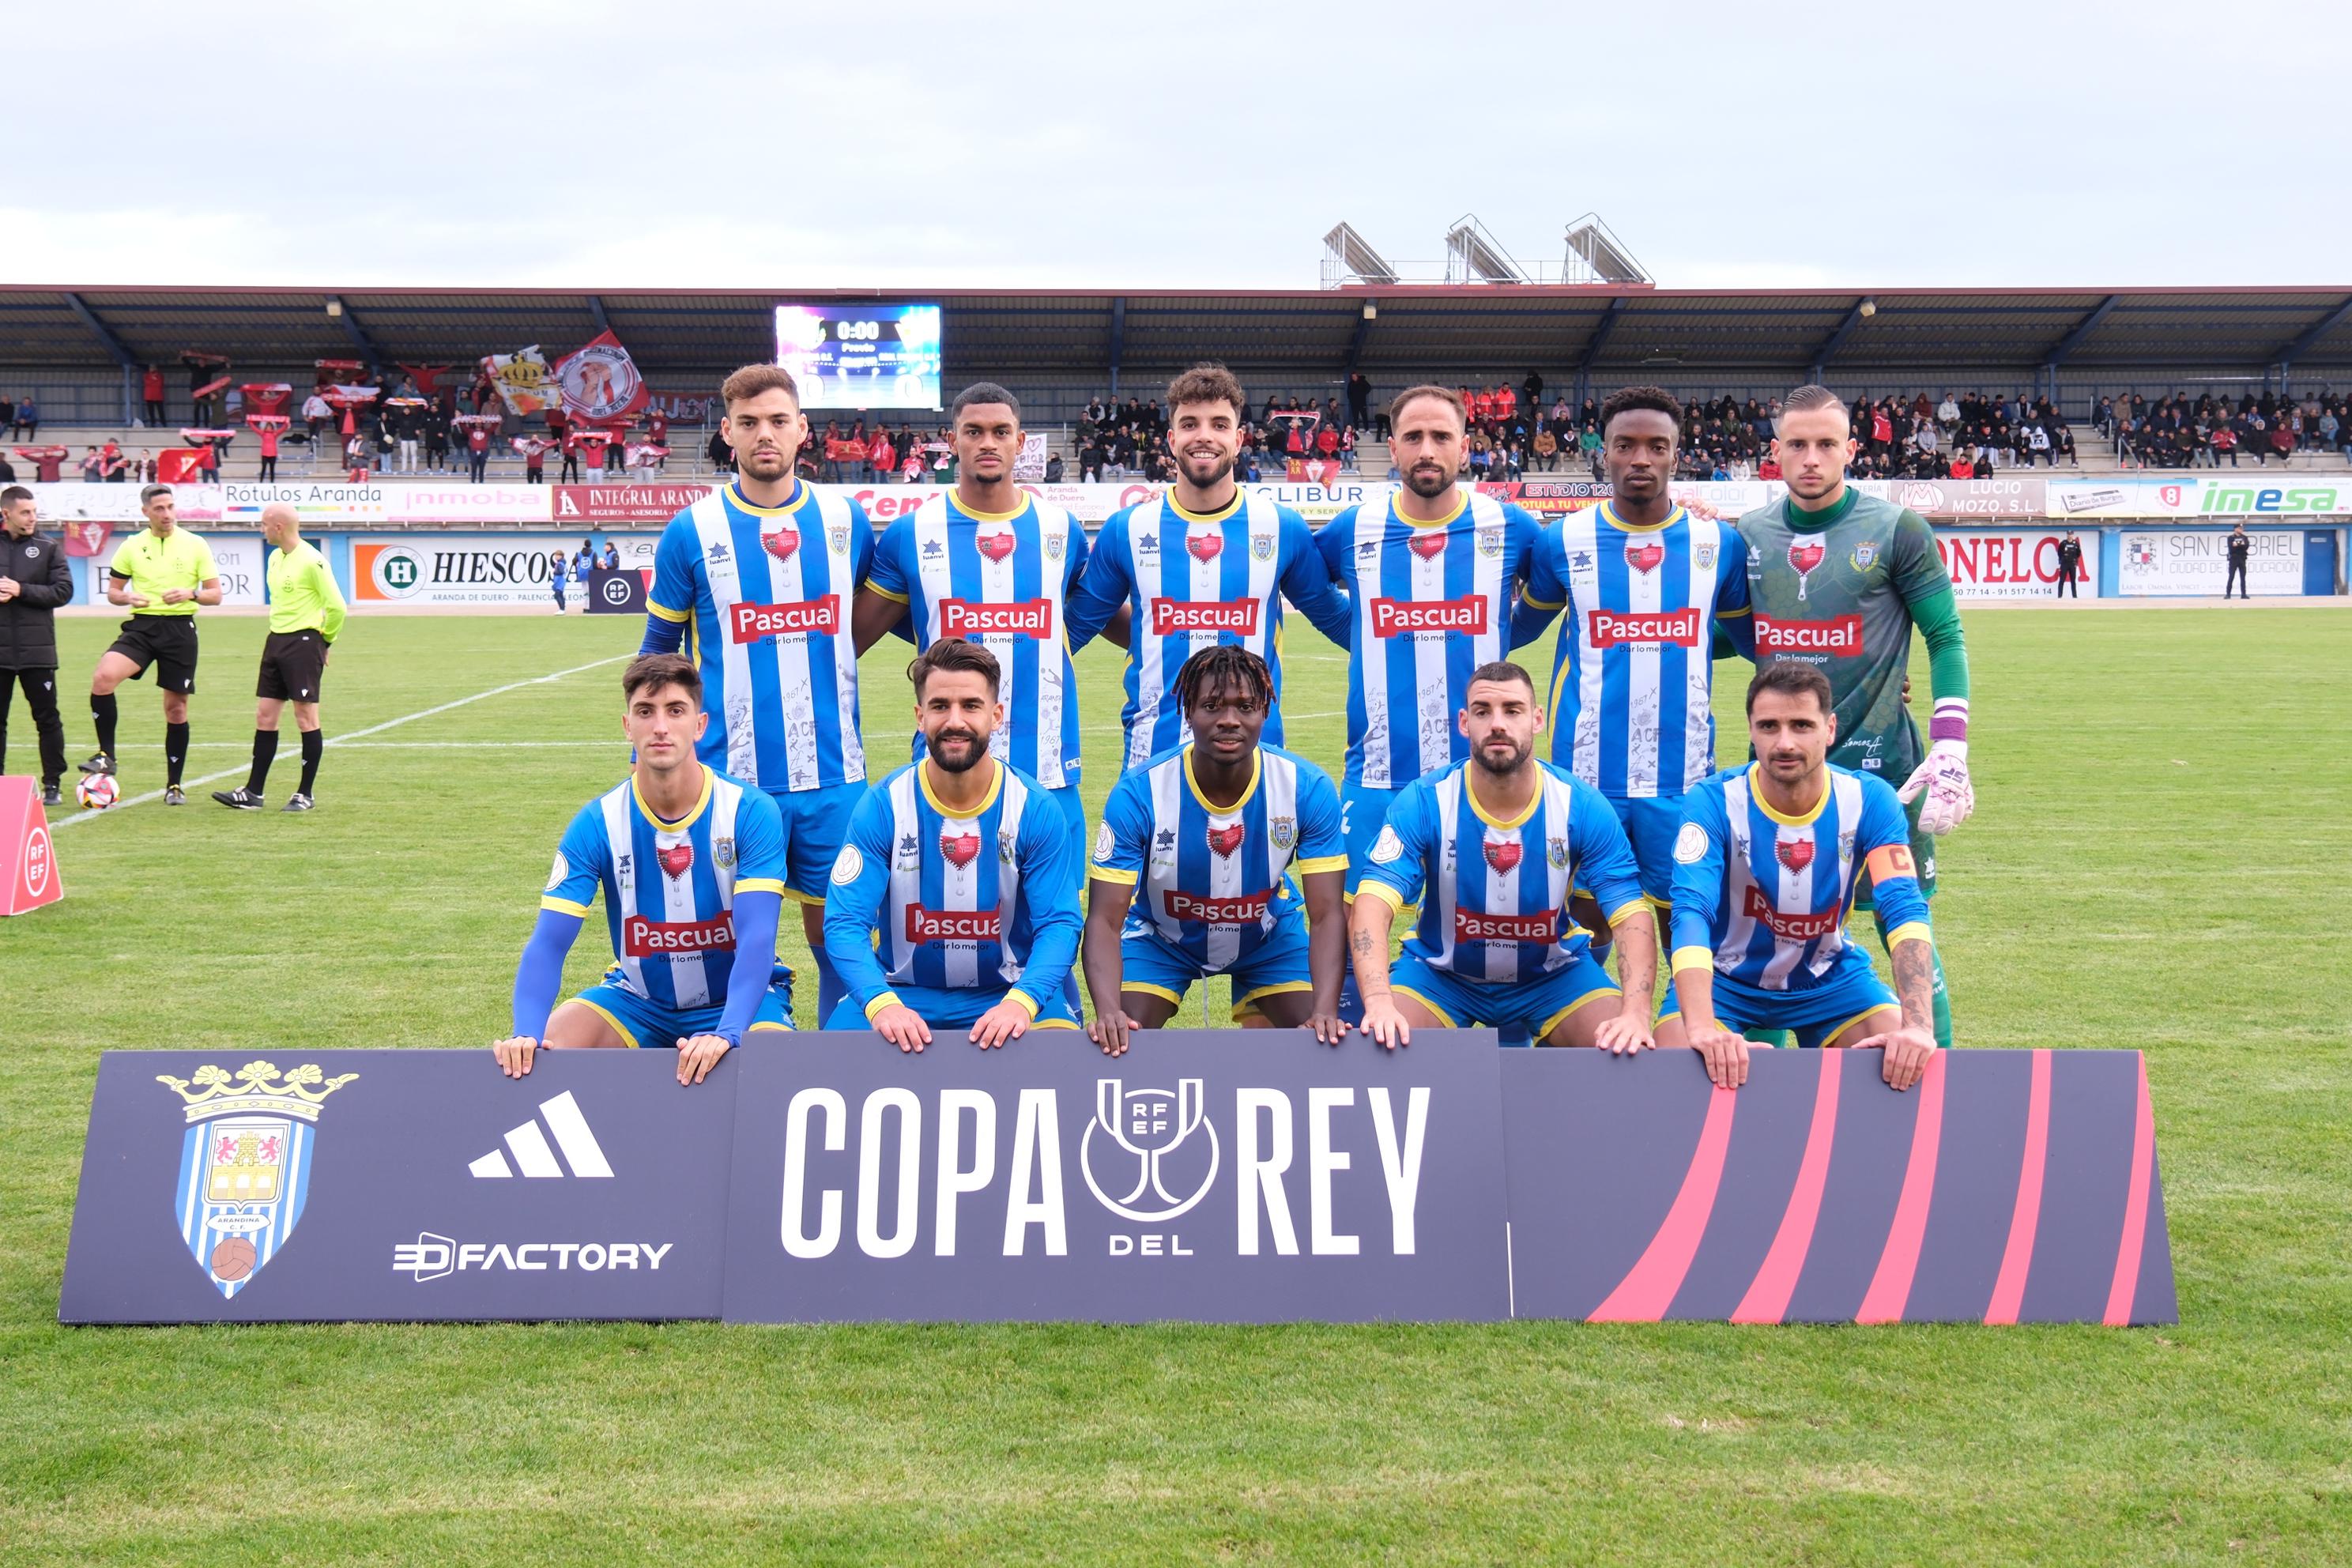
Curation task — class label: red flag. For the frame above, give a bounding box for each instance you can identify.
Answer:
[553,331,649,424]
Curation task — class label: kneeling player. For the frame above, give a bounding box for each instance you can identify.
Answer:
[492,654,793,1087]
[1669,662,1939,1092]
[1352,662,1666,1050]
[1084,647,1348,1055]
[823,639,1083,1050]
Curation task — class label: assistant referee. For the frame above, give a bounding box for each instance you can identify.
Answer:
[81,484,219,805]
[213,503,345,812]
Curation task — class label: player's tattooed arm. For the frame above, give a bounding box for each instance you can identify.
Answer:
[1858,936,1941,1091]
[1891,938,1934,1035]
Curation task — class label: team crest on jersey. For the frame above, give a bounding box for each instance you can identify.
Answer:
[999,827,1017,864]
[543,850,568,894]
[1476,526,1504,560]
[1786,539,1826,601]
[714,836,736,871]
[1251,533,1274,561]
[1673,823,1709,864]
[825,524,847,554]
[1850,541,1879,571]
[657,843,695,880]
[1407,530,1451,562]
[1694,542,1716,571]
[1269,816,1295,851]
[1624,541,1664,574]
[1187,532,1223,563]
[762,526,801,563]
[1093,822,1117,863]
[1370,825,1404,865]
[940,831,982,869]
[1547,836,1569,869]
[1775,837,1815,873]
[975,530,1017,564]
[1482,839,1523,873]
[1206,823,1246,858]
[1045,531,1065,562]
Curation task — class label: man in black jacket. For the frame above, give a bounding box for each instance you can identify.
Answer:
[0,486,74,804]
[2055,530,2083,597]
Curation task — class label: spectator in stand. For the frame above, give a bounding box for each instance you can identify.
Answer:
[0,453,13,484]
[258,421,281,481]
[2270,418,2296,466]
[522,435,549,483]
[0,395,11,434]
[467,425,491,483]
[2025,423,2052,466]
[869,427,895,481]
[558,432,581,483]
[300,389,330,448]
[12,396,36,441]
[1532,424,1558,471]
[1314,419,1340,466]
[1347,370,1371,430]
[605,426,627,475]
[1340,424,1358,473]
[142,365,166,427]
[345,433,370,481]
[79,447,102,482]
[1043,450,1064,483]
[707,424,734,474]
[425,406,451,473]
[1947,447,1977,480]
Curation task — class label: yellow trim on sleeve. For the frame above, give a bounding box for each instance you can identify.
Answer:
[1604,899,1649,929]
[866,582,910,605]
[1088,865,1140,887]
[1294,854,1348,876]
[865,991,904,1022]
[1008,989,1041,1018]
[1356,880,1407,914]
[539,896,593,918]
[1717,605,1751,616]
[736,877,788,896]
[646,599,690,623]
[1884,921,1932,948]
[1672,946,1717,976]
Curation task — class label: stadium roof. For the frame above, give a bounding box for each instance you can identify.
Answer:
[7,284,2350,387]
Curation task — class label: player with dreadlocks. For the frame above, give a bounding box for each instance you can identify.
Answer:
[1084,645,1349,1055]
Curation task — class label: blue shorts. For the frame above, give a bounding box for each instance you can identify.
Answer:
[1119,918,1312,1022]
[1341,781,1404,899]
[769,780,873,904]
[1389,948,1622,1044]
[568,974,794,1046]
[1605,792,1687,908]
[1698,952,1900,1050]
[824,982,1081,1032]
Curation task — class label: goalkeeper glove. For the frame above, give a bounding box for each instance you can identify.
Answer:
[1897,740,1973,835]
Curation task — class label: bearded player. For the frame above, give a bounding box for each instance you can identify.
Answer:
[1351,663,1664,1052]
[1067,363,1352,773]
[639,364,873,1024]
[822,639,1084,1050]
[493,654,793,1087]
[1734,383,1971,1048]
[1084,647,1349,1056]
[1670,663,1938,1093]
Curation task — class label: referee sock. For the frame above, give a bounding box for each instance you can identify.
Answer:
[91,692,117,759]
[247,729,279,793]
[164,722,189,786]
[297,729,323,796]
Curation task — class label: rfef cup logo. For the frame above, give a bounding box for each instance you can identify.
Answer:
[155,1061,357,1298]
[1081,1078,1219,1223]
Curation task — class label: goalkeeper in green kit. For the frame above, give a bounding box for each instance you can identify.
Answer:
[1728,383,1971,1048]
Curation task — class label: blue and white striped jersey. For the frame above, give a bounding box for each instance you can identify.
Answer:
[1521,504,1752,797]
[1669,763,1930,990]
[541,767,791,1008]
[1357,760,1644,981]
[1066,491,1353,772]
[646,480,873,792]
[823,761,1084,1016]
[1313,488,1543,789]
[1089,743,1347,969]
[867,491,1088,790]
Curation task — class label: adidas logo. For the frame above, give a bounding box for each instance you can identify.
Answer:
[469,1090,612,1179]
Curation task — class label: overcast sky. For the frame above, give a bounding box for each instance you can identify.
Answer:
[16,2,2345,292]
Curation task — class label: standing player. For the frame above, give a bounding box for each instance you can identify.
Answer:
[0,486,73,805]
[492,654,793,1087]
[1670,663,1938,1092]
[1511,386,1751,961]
[822,641,1083,1049]
[1084,647,1348,1054]
[79,484,220,804]
[639,364,873,1024]
[213,503,345,812]
[1736,384,1972,1048]
[1351,663,1664,1051]
[1067,362,1351,772]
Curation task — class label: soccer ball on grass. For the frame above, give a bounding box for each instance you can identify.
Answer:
[75,774,121,811]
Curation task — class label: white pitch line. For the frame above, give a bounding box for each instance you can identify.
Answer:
[52,654,634,828]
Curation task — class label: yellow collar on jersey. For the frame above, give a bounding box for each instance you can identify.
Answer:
[1597,501,1684,535]
[1465,767,1542,831]
[1747,762,1830,826]
[920,756,1004,819]
[634,764,714,831]
[1183,744,1261,814]
[1393,489,1467,530]
[1170,489,1242,525]
[726,478,807,517]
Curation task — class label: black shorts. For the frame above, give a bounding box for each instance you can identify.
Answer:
[257,629,329,703]
[107,616,198,694]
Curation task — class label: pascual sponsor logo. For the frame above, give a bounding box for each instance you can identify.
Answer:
[1370,596,1487,637]
[394,1233,675,1283]
[728,596,841,641]
[940,598,1052,638]
[1589,607,1700,647]
[1755,614,1861,657]
[1149,597,1259,635]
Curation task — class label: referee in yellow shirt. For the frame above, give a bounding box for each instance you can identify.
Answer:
[81,484,219,804]
[213,503,346,812]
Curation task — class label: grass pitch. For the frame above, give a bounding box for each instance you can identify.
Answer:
[2,606,2346,1564]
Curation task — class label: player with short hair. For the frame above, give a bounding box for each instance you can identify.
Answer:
[1670,662,1938,1092]
[1067,362,1352,772]
[1735,383,1971,1046]
[1351,662,1664,1051]
[637,363,874,1023]
[1084,646,1349,1055]
[81,484,220,804]
[493,654,795,1086]
[822,639,1084,1051]
[213,503,345,812]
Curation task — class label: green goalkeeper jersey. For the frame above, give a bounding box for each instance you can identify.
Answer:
[1734,488,1970,786]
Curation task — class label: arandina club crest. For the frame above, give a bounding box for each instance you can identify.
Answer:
[154,1061,356,1298]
